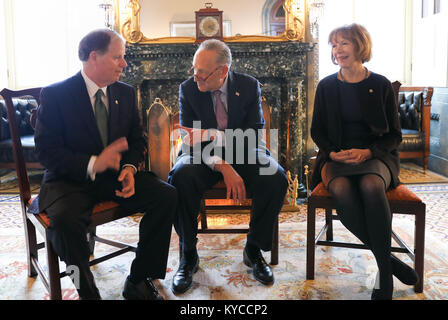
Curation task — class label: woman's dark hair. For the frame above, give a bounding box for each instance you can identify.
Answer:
[78,28,123,61]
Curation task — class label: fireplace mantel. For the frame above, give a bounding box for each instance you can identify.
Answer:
[121,41,317,186]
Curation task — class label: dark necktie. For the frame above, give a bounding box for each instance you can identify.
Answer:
[214,90,228,130]
[94,89,108,147]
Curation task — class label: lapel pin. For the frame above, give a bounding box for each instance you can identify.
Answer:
[115,100,119,104]
[235,92,240,96]
[369,89,374,93]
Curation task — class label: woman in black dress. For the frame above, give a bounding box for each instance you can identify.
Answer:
[311,23,418,300]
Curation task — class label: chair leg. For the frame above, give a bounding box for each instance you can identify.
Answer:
[325,208,333,241]
[270,216,279,265]
[45,237,62,300]
[414,207,426,293]
[199,200,208,230]
[88,228,96,255]
[306,202,316,280]
[24,217,38,277]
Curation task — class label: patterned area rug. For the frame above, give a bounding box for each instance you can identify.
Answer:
[0,183,447,300]
[399,162,448,184]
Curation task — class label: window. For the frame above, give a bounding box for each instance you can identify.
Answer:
[412,0,448,86]
[268,0,286,36]
[422,0,430,17]
[434,0,441,14]
[319,0,409,84]
[422,0,441,17]
[0,0,104,90]
[275,5,285,18]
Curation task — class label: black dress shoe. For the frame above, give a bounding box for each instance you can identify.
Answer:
[123,276,164,300]
[76,263,102,300]
[79,287,102,300]
[172,251,199,294]
[243,247,274,285]
[391,254,419,285]
[371,288,393,300]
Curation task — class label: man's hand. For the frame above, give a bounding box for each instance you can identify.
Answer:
[93,137,128,174]
[177,125,215,146]
[115,166,135,198]
[214,161,246,203]
[330,148,372,165]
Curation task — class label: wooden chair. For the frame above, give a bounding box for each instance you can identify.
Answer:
[147,98,278,265]
[304,166,426,293]
[0,88,138,300]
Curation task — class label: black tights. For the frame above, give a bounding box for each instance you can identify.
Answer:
[327,174,392,290]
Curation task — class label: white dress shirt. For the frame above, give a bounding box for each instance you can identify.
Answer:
[82,69,109,113]
[81,70,136,181]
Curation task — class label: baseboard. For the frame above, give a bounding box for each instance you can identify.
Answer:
[428,154,448,177]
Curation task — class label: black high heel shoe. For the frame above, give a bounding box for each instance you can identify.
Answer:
[391,254,419,285]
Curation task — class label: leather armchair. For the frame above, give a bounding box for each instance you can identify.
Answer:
[0,93,41,168]
[392,82,433,171]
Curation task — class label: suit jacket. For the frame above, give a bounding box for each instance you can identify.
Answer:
[31,72,145,213]
[177,70,268,164]
[310,72,402,189]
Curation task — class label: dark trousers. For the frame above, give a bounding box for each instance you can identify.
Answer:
[44,171,176,298]
[168,154,288,254]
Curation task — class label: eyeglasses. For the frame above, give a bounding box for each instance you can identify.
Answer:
[188,66,222,82]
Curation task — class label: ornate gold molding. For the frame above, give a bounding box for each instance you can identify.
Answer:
[120,0,144,43]
[115,0,306,44]
[283,0,305,41]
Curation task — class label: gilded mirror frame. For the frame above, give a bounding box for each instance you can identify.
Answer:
[113,0,309,44]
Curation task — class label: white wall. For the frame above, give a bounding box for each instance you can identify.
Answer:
[319,0,408,83]
[140,0,266,38]
[411,0,448,87]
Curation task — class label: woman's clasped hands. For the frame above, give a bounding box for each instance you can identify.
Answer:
[330,148,372,165]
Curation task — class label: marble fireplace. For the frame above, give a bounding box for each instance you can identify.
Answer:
[121,41,317,191]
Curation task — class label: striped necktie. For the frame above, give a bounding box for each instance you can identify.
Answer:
[214,90,228,130]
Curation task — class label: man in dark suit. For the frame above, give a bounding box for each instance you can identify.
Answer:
[168,39,288,294]
[31,29,176,300]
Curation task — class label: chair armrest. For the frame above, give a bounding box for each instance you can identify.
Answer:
[399,86,434,156]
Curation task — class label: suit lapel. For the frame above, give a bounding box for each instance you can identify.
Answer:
[193,89,217,129]
[70,72,104,148]
[107,84,120,143]
[226,71,238,129]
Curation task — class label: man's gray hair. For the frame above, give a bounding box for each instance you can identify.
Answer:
[196,39,232,67]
